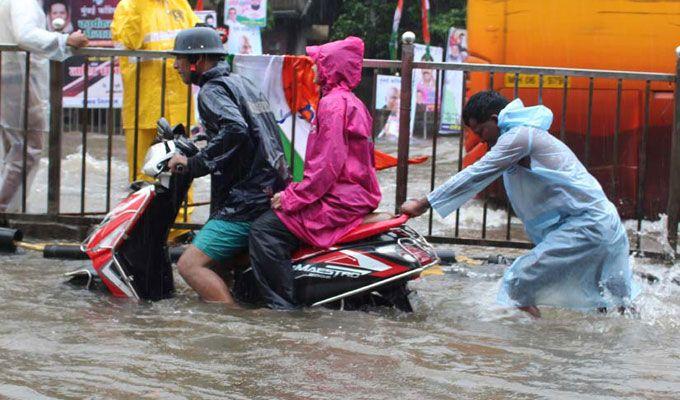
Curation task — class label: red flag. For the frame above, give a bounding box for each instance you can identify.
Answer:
[195,0,204,11]
[374,149,428,170]
[420,0,430,45]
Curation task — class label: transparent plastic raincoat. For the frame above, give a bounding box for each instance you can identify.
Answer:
[428,99,639,310]
[0,0,72,211]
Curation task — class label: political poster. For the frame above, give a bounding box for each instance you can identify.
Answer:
[61,59,122,108]
[224,0,267,27]
[411,43,443,135]
[44,0,123,108]
[375,74,401,139]
[195,10,218,28]
[226,24,262,55]
[439,27,468,134]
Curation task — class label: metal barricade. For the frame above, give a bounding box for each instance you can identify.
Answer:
[362,35,678,256]
[0,41,677,257]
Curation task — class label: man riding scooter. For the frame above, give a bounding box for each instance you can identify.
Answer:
[167,27,289,308]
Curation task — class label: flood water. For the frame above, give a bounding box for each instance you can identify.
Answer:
[1,133,679,399]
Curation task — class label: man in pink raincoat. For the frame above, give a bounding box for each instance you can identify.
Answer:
[248,36,382,309]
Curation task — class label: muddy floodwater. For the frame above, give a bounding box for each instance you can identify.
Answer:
[1,134,679,399]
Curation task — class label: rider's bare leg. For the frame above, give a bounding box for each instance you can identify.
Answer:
[518,305,541,318]
[177,245,240,308]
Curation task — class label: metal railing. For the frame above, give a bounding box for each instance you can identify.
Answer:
[0,39,678,257]
[362,36,679,256]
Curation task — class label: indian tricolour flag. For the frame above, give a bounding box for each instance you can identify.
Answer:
[228,54,319,181]
[228,54,427,175]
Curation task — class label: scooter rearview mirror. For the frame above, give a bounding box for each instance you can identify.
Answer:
[172,123,187,138]
[156,118,174,140]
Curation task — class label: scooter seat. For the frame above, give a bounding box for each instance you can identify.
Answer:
[335,213,408,244]
[292,214,410,260]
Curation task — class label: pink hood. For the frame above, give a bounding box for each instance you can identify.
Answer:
[306,36,364,93]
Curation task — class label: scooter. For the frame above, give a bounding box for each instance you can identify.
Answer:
[66,119,439,311]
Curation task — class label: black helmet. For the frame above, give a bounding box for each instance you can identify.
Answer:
[171,27,227,56]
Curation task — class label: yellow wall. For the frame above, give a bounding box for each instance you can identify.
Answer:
[468,0,680,73]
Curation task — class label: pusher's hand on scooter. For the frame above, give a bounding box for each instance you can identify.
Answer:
[401,197,430,217]
[168,153,188,174]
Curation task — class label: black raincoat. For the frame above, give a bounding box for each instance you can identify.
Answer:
[187,62,290,221]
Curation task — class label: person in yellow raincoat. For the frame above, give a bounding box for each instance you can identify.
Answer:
[111,0,198,235]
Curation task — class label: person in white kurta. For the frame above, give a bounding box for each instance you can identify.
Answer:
[0,0,88,211]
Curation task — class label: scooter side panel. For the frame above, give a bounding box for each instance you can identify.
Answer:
[292,231,427,306]
[114,174,192,300]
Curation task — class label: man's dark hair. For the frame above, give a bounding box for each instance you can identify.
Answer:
[462,90,509,126]
[49,1,69,13]
[186,53,224,64]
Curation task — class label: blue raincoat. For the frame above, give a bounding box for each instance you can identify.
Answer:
[428,99,639,310]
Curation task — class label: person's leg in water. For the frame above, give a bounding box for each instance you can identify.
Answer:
[177,245,239,306]
[177,219,251,307]
[502,254,548,319]
[0,128,43,212]
[500,211,637,318]
[248,210,300,310]
[518,306,542,318]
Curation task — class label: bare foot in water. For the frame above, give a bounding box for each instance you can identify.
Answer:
[518,306,541,318]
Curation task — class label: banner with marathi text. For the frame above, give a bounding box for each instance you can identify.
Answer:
[44,0,123,108]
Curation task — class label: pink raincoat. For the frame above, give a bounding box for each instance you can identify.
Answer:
[275,36,382,248]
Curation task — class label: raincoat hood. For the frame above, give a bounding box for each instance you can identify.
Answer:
[306,36,364,93]
[498,99,553,134]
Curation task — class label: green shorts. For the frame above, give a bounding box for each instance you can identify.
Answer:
[192,219,252,262]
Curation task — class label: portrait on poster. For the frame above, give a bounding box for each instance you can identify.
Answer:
[46,0,75,33]
[375,75,401,139]
[224,0,267,27]
[412,44,443,112]
[440,28,468,134]
[226,24,262,55]
[195,10,217,28]
[410,44,442,134]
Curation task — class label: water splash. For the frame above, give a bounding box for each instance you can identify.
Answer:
[624,214,678,257]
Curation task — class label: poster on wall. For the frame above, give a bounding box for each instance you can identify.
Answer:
[439,27,468,134]
[224,0,267,27]
[411,43,443,135]
[226,24,262,55]
[375,74,401,139]
[195,10,218,27]
[44,0,123,108]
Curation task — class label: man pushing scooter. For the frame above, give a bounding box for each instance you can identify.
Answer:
[167,28,289,307]
[402,91,639,317]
